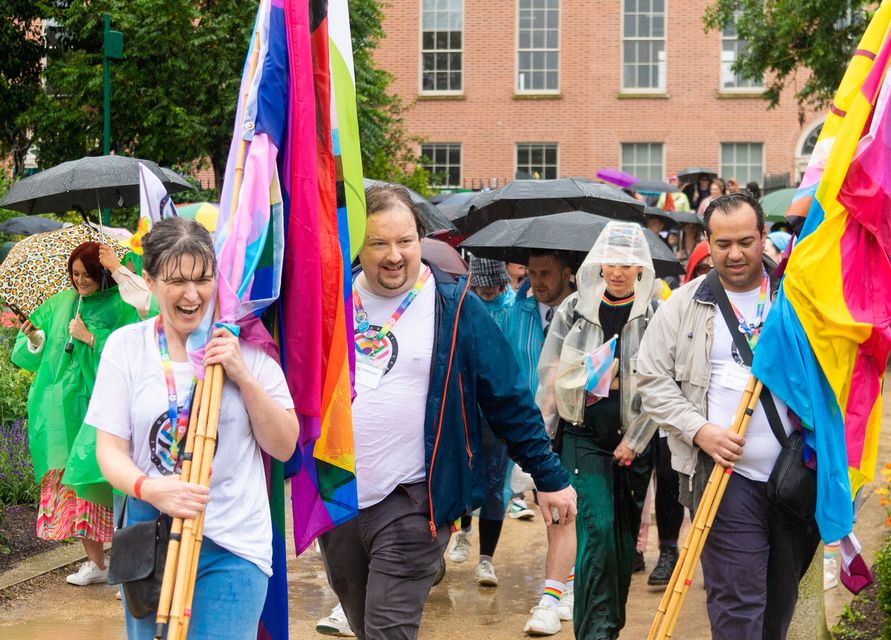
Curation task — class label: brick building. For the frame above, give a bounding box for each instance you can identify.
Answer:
[373,0,824,191]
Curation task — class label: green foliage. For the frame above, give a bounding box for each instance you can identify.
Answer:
[0,325,38,514]
[877,539,891,639]
[703,0,870,113]
[0,0,47,176]
[0,326,32,425]
[350,0,433,194]
[26,0,255,187]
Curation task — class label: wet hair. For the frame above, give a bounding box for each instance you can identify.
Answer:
[528,249,572,273]
[68,242,105,287]
[364,183,430,237]
[703,193,766,237]
[142,217,216,281]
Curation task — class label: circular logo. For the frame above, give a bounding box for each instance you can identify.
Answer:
[149,409,220,474]
[354,324,398,375]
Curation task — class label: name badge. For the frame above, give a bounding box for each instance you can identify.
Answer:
[355,358,385,391]
[717,361,750,392]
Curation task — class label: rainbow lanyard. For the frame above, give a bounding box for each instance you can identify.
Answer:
[352,267,432,356]
[156,315,197,467]
[730,269,769,351]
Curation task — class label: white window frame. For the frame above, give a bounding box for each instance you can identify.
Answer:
[419,0,464,95]
[620,0,667,93]
[719,142,765,186]
[515,143,559,180]
[620,142,664,182]
[719,19,763,92]
[515,0,561,95]
[420,143,462,188]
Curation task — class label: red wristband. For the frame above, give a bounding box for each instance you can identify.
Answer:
[134,475,149,500]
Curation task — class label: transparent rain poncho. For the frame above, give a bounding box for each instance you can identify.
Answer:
[536,222,656,430]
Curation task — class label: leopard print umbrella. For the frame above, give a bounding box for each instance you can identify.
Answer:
[0,223,129,316]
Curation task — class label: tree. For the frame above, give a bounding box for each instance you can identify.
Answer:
[703,0,871,113]
[349,0,433,194]
[0,1,48,176]
[26,0,255,187]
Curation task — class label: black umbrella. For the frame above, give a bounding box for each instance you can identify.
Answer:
[436,191,478,221]
[677,167,718,183]
[631,179,678,195]
[363,178,457,235]
[0,216,65,235]
[460,210,683,278]
[453,178,644,235]
[0,155,193,215]
[643,206,704,228]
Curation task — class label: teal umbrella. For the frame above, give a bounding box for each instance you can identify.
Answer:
[760,188,797,223]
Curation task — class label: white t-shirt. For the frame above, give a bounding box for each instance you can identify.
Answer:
[707,287,793,481]
[85,319,294,576]
[352,271,435,509]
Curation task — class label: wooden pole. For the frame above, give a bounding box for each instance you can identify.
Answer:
[162,21,263,639]
[648,376,763,640]
[153,378,204,639]
[165,367,219,640]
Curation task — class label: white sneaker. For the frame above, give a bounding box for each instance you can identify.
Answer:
[824,556,839,591]
[449,530,471,563]
[508,498,535,520]
[66,560,108,586]
[476,559,499,586]
[523,605,561,635]
[555,590,574,621]
[316,603,355,637]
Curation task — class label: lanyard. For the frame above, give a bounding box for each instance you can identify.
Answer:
[156,315,197,468]
[729,269,768,351]
[353,267,432,356]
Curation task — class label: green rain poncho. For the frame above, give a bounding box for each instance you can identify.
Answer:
[12,286,142,507]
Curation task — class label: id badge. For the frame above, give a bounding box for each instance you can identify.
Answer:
[355,356,385,391]
[717,361,750,392]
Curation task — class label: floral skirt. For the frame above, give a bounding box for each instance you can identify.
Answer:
[36,469,113,542]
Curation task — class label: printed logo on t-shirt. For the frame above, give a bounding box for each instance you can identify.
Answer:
[354,325,399,375]
[148,409,220,475]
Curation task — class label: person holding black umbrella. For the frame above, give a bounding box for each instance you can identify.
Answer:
[536,221,658,640]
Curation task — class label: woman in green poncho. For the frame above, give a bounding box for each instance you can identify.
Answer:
[12,242,143,586]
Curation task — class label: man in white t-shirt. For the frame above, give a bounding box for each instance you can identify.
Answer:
[320,184,577,640]
[637,194,820,640]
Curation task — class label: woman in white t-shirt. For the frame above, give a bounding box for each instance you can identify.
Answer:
[87,217,299,639]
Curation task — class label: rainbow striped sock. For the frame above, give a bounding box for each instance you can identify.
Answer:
[565,567,575,593]
[538,580,564,608]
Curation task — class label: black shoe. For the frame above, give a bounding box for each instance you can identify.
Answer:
[432,557,446,586]
[647,544,679,586]
[632,550,646,573]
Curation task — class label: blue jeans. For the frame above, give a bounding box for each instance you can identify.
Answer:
[122,498,268,640]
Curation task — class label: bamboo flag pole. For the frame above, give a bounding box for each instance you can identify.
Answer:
[153,378,204,639]
[159,24,263,640]
[647,376,763,640]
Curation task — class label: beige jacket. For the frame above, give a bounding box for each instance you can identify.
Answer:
[635,274,714,476]
[635,265,779,478]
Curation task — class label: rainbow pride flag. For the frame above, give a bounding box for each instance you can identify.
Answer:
[282,0,363,556]
[753,0,891,543]
[208,0,363,635]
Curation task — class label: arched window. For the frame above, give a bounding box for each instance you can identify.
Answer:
[801,123,823,157]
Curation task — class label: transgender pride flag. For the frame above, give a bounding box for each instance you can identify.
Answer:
[585,336,618,400]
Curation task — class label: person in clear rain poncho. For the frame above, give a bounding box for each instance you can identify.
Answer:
[536,221,658,640]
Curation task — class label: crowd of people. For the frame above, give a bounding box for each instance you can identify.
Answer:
[7,178,828,640]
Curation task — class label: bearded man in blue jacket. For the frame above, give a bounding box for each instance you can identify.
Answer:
[319,183,576,640]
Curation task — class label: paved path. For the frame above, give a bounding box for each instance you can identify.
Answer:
[1,385,889,639]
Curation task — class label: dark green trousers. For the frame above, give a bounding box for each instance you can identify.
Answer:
[560,419,652,640]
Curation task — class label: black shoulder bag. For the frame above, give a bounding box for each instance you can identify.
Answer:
[106,498,171,619]
[706,270,816,522]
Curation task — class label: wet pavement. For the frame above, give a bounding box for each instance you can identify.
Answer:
[2,383,889,639]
